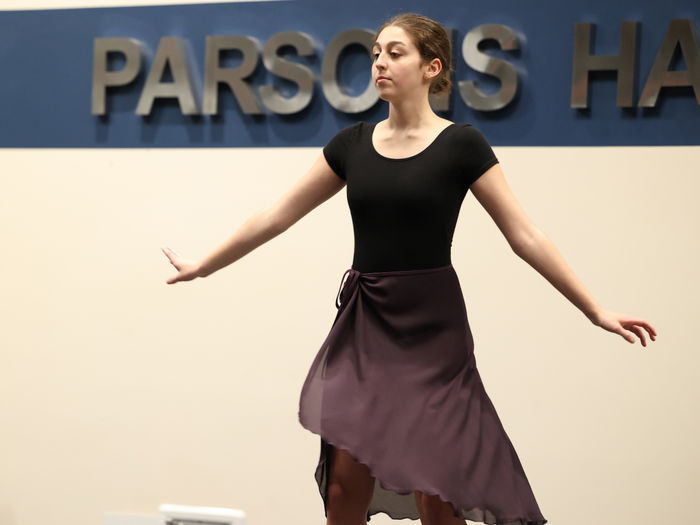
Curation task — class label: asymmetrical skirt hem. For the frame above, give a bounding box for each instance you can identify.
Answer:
[299,413,547,525]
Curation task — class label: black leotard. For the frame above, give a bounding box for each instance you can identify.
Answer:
[323,122,499,272]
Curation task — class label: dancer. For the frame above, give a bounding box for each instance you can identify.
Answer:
[162,12,657,525]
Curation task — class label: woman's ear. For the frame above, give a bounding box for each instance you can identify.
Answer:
[424,58,442,80]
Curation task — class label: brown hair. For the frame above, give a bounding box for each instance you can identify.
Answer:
[374,13,454,95]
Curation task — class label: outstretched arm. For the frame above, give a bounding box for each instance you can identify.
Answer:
[470,163,657,347]
[162,153,346,284]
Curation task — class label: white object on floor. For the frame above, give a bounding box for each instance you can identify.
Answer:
[159,504,246,525]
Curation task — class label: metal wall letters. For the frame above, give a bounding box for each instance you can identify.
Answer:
[459,24,520,111]
[571,21,638,108]
[639,18,700,106]
[571,18,699,108]
[92,19,699,116]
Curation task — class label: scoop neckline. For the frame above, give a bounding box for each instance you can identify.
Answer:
[369,122,457,161]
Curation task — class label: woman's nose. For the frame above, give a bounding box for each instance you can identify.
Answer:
[374,52,386,68]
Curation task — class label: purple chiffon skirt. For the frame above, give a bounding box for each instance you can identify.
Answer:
[298,264,547,524]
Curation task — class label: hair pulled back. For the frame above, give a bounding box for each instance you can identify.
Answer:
[374,13,454,95]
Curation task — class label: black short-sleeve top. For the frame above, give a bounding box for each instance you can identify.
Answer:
[323,121,499,273]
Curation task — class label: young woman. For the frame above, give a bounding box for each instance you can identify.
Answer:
[162,13,657,525]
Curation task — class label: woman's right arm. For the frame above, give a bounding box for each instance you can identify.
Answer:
[162,153,345,284]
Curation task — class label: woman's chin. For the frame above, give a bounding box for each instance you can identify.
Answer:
[376,90,395,102]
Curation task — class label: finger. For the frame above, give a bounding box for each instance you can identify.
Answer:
[644,322,657,339]
[635,319,656,339]
[162,246,181,259]
[163,250,182,268]
[617,326,635,344]
[628,324,646,347]
[632,321,655,345]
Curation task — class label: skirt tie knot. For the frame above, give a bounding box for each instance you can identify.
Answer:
[335,268,360,310]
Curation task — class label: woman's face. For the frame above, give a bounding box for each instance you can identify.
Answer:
[371,25,433,101]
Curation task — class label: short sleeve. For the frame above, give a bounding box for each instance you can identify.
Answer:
[322,123,362,180]
[456,124,499,188]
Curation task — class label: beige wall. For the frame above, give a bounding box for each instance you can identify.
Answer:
[1,145,696,525]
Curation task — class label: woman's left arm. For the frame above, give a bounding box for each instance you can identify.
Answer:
[470,163,657,347]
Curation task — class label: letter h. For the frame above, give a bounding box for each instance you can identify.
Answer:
[571,21,638,108]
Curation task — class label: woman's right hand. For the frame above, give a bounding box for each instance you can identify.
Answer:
[161,246,202,284]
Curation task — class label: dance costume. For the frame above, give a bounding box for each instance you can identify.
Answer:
[298,122,547,524]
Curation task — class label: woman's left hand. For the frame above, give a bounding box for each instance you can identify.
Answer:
[592,308,657,347]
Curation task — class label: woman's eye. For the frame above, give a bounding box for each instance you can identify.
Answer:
[371,51,400,61]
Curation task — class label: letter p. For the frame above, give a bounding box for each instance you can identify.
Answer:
[92,38,142,115]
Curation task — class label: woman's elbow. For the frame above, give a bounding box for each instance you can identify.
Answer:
[264,207,290,235]
[511,224,541,255]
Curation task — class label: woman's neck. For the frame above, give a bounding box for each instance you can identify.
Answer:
[384,94,442,132]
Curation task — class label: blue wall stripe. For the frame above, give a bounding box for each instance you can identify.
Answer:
[0,0,698,147]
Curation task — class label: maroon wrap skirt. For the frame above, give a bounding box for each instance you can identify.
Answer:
[298,264,547,524]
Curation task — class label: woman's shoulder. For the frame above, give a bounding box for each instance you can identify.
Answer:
[448,122,492,143]
[324,121,370,162]
[336,121,369,134]
[328,121,367,144]
[451,121,483,132]
[444,122,498,172]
